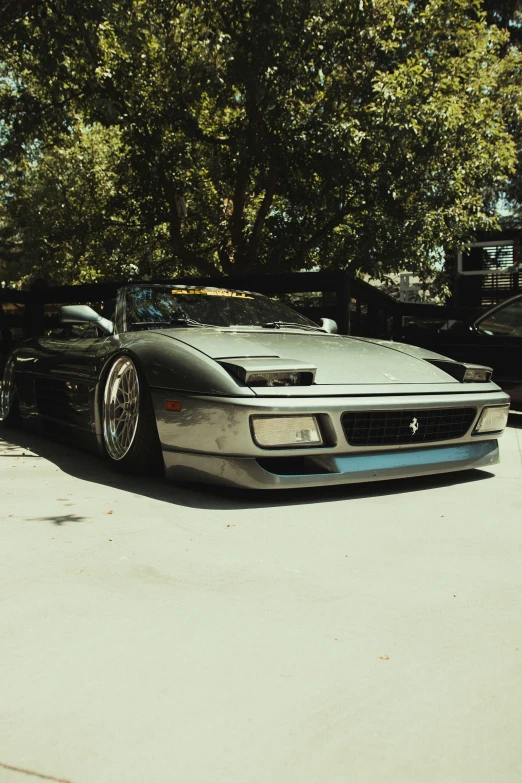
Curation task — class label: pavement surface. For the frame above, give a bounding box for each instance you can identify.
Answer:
[1,417,521,783]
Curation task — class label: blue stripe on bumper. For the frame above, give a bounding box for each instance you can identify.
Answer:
[334,439,498,476]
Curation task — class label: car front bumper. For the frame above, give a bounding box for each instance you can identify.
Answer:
[161,439,499,489]
[151,387,509,489]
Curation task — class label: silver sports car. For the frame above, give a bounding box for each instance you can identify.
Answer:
[0,284,510,488]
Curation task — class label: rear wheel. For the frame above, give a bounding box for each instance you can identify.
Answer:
[102,355,162,474]
[0,355,22,428]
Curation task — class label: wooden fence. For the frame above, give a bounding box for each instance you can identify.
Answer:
[0,271,483,342]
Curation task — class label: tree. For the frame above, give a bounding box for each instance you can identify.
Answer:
[0,0,519,284]
[0,0,42,29]
[483,0,522,47]
[478,0,522,229]
[0,123,168,283]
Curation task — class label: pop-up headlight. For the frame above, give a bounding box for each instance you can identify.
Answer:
[463,367,492,383]
[219,358,316,387]
[428,360,492,383]
[247,371,301,387]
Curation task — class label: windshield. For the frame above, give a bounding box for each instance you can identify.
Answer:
[125,286,317,330]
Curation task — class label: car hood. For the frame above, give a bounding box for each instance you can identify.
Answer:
[158,329,459,385]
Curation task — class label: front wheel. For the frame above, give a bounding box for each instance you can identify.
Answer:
[0,355,22,428]
[102,355,162,474]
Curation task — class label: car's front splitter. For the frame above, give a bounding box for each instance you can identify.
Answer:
[162,439,499,489]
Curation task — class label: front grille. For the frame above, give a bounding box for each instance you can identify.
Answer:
[341,407,477,447]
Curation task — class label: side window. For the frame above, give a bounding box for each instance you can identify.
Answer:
[477,299,522,337]
[46,324,100,339]
[69,322,101,339]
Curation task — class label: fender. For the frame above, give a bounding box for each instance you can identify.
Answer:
[92,335,255,451]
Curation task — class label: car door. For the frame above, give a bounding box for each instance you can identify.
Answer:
[33,322,110,436]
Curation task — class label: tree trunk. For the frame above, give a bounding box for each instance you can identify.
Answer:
[159,169,221,277]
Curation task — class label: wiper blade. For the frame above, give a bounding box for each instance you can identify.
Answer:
[260,321,324,332]
[131,321,173,327]
[130,318,206,329]
[169,317,207,327]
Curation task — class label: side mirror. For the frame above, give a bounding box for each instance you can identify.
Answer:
[60,305,114,335]
[320,317,338,334]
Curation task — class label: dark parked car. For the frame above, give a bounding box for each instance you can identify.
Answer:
[400,293,522,410]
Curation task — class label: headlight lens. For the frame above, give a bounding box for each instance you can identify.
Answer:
[251,415,323,447]
[473,405,510,434]
[463,367,492,382]
[247,371,301,387]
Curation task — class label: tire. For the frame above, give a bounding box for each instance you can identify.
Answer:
[0,355,22,429]
[102,355,162,474]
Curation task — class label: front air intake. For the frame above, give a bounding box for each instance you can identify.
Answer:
[341,407,477,447]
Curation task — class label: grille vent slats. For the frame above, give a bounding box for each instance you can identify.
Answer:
[35,378,69,417]
[342,408,476,447]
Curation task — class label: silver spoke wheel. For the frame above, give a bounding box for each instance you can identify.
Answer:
[0,357,16,420]
[103,357,140,460]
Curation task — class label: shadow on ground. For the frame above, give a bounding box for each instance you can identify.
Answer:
[1,421,504,513]
[508,411,522,428]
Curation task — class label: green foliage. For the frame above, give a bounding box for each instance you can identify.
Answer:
[0,0,519,284]
[481,0,522,228]
[1,125,141,283]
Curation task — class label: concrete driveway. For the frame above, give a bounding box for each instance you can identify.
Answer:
[1,417,521,783]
